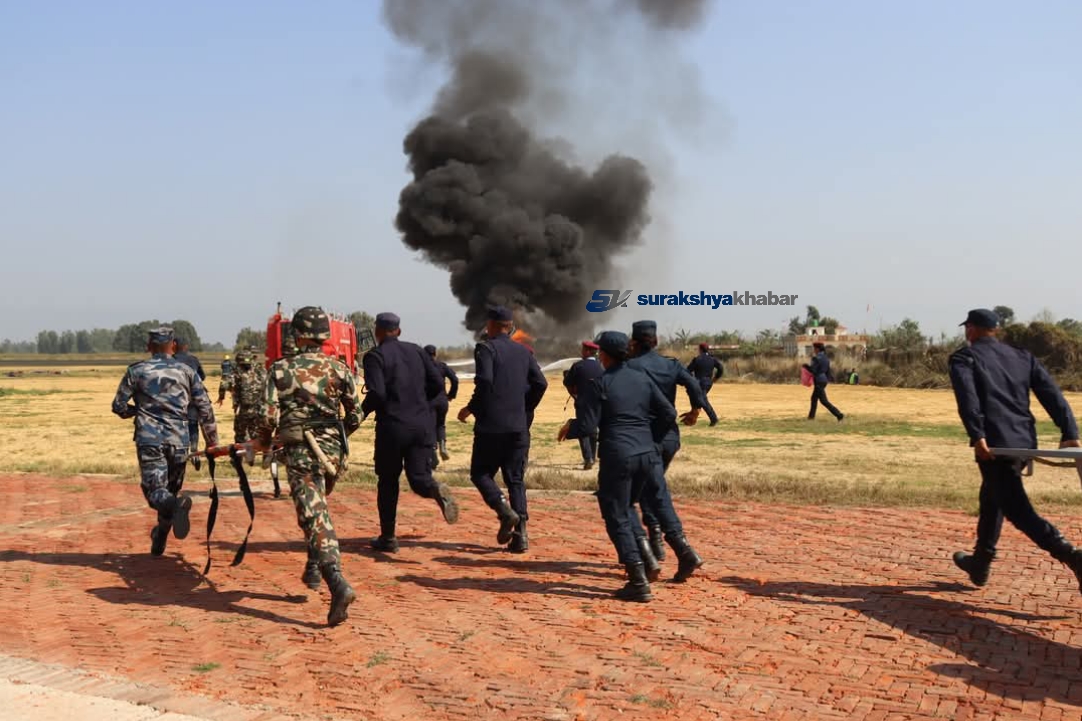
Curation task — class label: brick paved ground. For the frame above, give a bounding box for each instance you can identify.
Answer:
[1,473,1081,720]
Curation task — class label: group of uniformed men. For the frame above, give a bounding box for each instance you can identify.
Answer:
[112,305,1082,627]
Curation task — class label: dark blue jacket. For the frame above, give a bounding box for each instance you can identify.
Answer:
[362,337,443,438]
[806,351,832,384]
[435,361,459,402]
[626,348,705,443]
[949,336,1078,449]
[466,333,548,434]
[687,353,724,382]
[567,362,676,460]
[563,358,603,397]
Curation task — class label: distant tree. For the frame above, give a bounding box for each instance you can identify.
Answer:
[1033,307,1057,324]
[234,327,267,353]
[112,321,160,353]
[37,330,59,354]
[820,316,840,334]
[1057,318,1082,337]
[993,305,1015,325]
[787,316,805,335]
[58,330,76,354]
[348,311,375,332]
[88,328,115,353]
[755,328,781,350]
[170,320,202,351]
[0,339,36,353]
[805,305,821,327]
[875,318,924,350]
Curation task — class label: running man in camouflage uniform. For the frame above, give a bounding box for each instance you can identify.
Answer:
[262,306,358,627]
[218,351,266,442]
[112,327,219,556]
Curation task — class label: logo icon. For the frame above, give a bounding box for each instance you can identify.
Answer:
[586,290,633,313]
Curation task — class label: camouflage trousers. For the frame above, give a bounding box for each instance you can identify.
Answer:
[137,444,187,527]
[283,442,341,568]
[234,413,262,443]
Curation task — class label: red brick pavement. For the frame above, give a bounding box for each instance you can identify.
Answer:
[1,473,1082,720]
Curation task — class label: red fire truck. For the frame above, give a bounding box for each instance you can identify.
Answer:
[264,303,373,373]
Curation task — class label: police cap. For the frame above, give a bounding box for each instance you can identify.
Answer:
[148,326,174,344]
[582,340,599,350]
[959,308,999,329]
[487,305,513,322]
[375,312,400,330]
[631,320,657,341]
[596,331,629,359]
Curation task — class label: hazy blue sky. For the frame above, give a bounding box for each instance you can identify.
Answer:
[2,1,1080,347]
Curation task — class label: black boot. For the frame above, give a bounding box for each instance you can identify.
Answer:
[439,437,450,461]
[302,547,321,590]
[636,536,661,582]
[508,519,529,553]
[1047,538,1082,595]
[494,497,520,545]
[434,482,459,524]
[648,525,666,561]
[171,495,192,540]
[150,524,170,556]
[614,562,653,602]
[953,549,994,587]
[667,534,704,582]
[321,564,356,627]
[370,536,400,553]
[431,446,440,469]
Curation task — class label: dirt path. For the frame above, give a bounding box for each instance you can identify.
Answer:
[1,473,1081,720]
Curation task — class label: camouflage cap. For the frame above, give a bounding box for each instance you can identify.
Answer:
[291,306,331,340]
[148,326,174,344]
[235,350,252,365]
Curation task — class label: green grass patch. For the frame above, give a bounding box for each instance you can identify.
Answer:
[367,651,390,668]
[0,387,72,399]
[630,694,672,709]
[191,662,220,673]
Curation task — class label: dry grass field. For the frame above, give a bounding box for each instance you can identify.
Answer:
[2,362,1081,511]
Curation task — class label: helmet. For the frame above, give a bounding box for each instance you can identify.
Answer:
[291,306,331,341]
[224,354,230,360]
[235,351,252,366]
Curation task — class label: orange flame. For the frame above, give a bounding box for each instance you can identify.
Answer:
[511,329,534,345]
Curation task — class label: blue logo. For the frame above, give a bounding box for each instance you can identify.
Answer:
[586,290,633,312]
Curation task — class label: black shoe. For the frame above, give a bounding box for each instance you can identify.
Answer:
[370,536,399,553]
[508,520,528,553]
[171,495,192,540]
[150,525,169,556]
[431,448,440,469]
[837,413,845,422]
[583,459,594,471]
[1063,550,1082,595]
[614,563,653,602]
[494,498,520,546]
[709,419,718,427]
[434,483,459,524]
[636,536,661,582]
[191,454,202,471]
[322,565,356,627]
[439,441,450,461]
[302,561,322,590]
[667,534,704,582]
[953,550,992,587]
[647,525,666,561]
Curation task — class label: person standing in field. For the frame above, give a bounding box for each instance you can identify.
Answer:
[803,341,844,421]
[686,342,722,426]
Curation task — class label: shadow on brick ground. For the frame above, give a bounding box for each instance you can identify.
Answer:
[0,550,322,629]
[723,576,1081,707]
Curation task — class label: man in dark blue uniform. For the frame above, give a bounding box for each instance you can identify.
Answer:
[458,306,548,553]
[949,308,1082,591]
[424,344,459,468]
[627,320,706,575]
[804,341,844,421]
[563,340,603,470]
[559,331,691,601]
[362,313,459,553]
[686,342,723,426]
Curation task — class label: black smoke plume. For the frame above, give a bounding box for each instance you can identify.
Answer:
[383,0,710,335]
